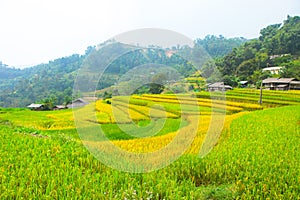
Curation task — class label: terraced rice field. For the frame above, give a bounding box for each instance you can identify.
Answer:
[0,89,299,199]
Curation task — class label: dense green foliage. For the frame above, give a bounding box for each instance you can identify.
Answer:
[0,54,85,107]
[205,15,300,85]
[0,35,245,107]
[195,35,246,58]
[0,62,23,81]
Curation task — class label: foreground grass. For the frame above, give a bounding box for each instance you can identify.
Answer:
[0,105,299,199]
[0,108,75,130]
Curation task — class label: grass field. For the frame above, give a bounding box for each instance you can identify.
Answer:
[0,89,299,199]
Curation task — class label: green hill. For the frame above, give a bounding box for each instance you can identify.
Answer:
[204,15,300,86]
[1,15,299,108]
[0,36,245,107]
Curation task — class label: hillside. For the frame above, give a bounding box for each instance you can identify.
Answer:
[0,54,85,107]
[0,36,245,108]
[0,15,299,108]
[202,15,300,86]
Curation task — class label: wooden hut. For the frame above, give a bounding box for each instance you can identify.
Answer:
[27,103,45,111]
[67,98,89,108]
[207,82,232,92]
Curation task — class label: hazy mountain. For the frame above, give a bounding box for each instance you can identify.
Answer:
[0,35,247,107]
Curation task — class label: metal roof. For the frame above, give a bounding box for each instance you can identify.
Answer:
[224,85,232,89]
[262,78,279,83]
[72,98,89,104]
[239,81,248,84]
[208,82,224,87]
[54,105,66,109]
[263,78,296,84]
[27,103,44,108]
[276,78,295,83]
[262,66,284,71]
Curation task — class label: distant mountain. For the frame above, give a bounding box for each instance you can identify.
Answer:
[0,35,246,107]
[0,54,86,107]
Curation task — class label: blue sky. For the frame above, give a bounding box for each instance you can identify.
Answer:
[0,0,299,68]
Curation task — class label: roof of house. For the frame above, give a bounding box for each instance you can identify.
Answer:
[239,81,248,84]
[262,78,279,83]
[225,85,233,89]
[263,78,297,84]
[208,82,225,87]
[27,103,44,108]
[276,78,295,83]
[270,54,290,59]
[208,82,232,89]
[54,105,66,109]
[67,98,90,108]
[262,66,284,71]
[72,98,89,104]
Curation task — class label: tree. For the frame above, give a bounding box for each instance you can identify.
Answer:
[41,98,55,110]
[223,75,239,87]
[280,59,300,80]
[249,70,271,86]
[149,73,167,94]
[64,96,72,106]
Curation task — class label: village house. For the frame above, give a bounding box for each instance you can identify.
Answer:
[27,98,89,111]
[269,54,290,60]
[239,81,248,88]
[27,103,45,111]
[262,78,300,90]
[262,66,284,75]
[53,105,67,110]
[207,82,232,92]
[67,98,89,108]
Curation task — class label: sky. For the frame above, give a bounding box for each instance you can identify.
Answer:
[0,0,299,68]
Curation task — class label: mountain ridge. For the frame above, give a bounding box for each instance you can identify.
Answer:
[0,15,299,108]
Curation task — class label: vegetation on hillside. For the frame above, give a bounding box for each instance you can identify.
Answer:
[202,15,300,86]
[0,54,85,107]
[0,15,299,109]
[0,35,245,107]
